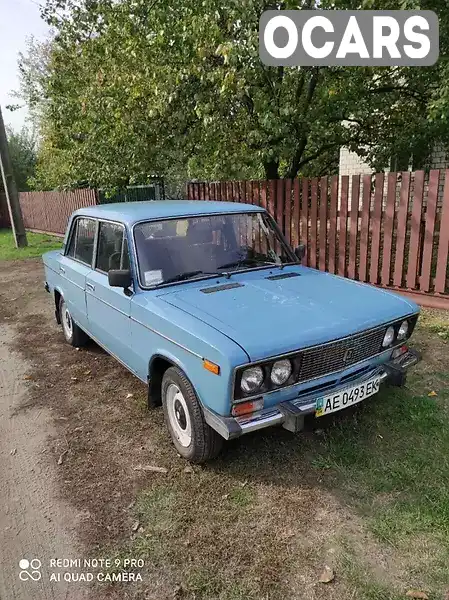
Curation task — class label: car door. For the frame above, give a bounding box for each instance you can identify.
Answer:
[85,220,134,369]
[59,217,96,331]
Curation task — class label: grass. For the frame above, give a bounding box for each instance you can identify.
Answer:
[0,228,62,260]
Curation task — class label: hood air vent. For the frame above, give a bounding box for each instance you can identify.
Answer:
[200,282,244,294]
[266,272,301,281]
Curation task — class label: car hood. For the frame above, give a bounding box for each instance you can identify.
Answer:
[158,267,418,362]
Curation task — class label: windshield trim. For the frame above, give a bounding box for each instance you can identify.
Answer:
[131,210,297,291]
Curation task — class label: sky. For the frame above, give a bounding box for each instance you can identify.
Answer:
[0,0,50,132]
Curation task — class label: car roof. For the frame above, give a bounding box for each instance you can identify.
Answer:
[73,200,265,226]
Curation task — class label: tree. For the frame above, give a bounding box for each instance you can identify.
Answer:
[7,127,37,191]
[19,0,449,188]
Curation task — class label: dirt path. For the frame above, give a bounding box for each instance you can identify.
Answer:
[0,322,89,600]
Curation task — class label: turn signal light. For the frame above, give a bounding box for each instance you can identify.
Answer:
[203,359,220,375]
[232,398,264,417]
[392,345,408,359]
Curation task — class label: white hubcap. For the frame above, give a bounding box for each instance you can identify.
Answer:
[166,384,192,447]
[62,303,73,339]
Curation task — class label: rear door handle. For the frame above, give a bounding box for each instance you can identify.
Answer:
[86,282,95,292]
[59,266,65,274]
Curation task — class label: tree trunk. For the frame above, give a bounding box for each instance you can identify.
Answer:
[263,159,279,180]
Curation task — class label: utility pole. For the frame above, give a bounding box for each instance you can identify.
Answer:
[0,105,27,247]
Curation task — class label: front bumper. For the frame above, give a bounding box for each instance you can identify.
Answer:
[203,348,421,440]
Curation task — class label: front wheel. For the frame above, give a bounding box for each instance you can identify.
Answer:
[162,366,223,462]
[59,297,88,347]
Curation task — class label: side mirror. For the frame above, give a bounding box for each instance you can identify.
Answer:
[108,269,132,289]
[294,244,306,262]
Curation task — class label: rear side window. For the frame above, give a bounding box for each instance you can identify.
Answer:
[96,221,129,272]
[66,218,96,266]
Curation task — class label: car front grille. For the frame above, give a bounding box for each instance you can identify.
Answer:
[297,326,386,383]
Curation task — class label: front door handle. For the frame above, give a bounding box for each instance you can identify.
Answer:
[86,282,95,292]
[59,266,65,274]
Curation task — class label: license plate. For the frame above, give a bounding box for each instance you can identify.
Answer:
[315,376,380,417]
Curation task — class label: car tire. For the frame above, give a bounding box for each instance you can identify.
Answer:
[162,366,224,462]
[59,297,88,347]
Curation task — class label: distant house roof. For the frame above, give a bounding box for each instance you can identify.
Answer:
[73,200,264,226]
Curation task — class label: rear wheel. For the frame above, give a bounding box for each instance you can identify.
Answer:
[59,297,88,347]
[162,366,223,462]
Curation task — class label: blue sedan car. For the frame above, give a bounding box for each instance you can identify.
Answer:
[43,201,421,462]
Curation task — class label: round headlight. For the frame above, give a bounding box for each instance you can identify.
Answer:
[240,366,264,394]
[397,320,409,341]
[382,326,395,347]
[270,359,292,386]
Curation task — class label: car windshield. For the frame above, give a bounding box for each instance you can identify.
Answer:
[134,211,296,287]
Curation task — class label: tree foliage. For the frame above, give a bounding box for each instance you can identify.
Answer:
[19,0,449,189]
[7,127,38,191]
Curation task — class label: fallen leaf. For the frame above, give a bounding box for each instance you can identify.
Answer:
[10,448,17,456]
[173,584,185,598]
[57,450,68,465]
[131,520,140,532]
[318,566,335,584]
[133,464,168,473]
[428,390,437,397]
[406,591,428,599]
[126,393,134,399]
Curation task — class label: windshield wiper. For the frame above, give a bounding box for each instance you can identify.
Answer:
[161,270,222,285]
[217,258,279,271]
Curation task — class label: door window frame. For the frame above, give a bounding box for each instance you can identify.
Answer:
[65,216,98,268]
[94,219,129,275]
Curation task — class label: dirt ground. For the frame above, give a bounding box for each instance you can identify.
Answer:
[0,258,446,600]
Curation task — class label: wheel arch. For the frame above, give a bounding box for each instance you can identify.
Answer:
[148,353,191,409]
[54,287,64,324]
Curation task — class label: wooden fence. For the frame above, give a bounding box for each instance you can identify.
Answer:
[187,170,449,309]
[19,189,97,236]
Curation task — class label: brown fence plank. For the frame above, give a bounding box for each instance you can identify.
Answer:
[393,172,410,288]
[276,179,284,236]
[348,175,359,280]
[338,176,349,277]
[381,172,396,286]
[268,180,275,218]
[359,175,371,282]
[435,170,449,294]
[292,179,300,249]
[260,181,267,211]
[309,178,318,269]
[319,176,328,271]
[301,179,309,263]
[284,179,292,245]
[407,171,425,289]
[369,173,384,285]
[420,169,439,292]
[328,175,338,275]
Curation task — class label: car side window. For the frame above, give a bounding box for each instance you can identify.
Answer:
[96,222,129,273]
[66,218,96,265]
